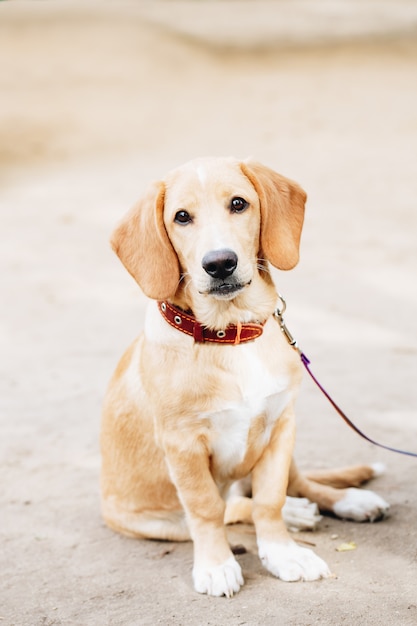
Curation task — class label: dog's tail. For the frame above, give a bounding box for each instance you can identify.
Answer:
[304,462,385,489]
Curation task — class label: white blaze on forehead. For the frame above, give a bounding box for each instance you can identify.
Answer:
[196,164,208,186]
[192,162,230,250]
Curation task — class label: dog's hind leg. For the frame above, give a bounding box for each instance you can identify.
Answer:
[224,495,253,525]
[102,501,191,541]
[288,461,390,523]
[224,493,322,532]
[225,474,321,531]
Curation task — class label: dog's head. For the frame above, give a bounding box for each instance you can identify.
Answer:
[111,157,306,314]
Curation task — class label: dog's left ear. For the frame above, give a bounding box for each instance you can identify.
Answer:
[110,181,181,300]
[240,161,306,270]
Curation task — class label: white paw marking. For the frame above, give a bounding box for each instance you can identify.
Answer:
[282,496,322,532]
[258,539,331,582]
[193,556,244,597]
[333,488,390,522]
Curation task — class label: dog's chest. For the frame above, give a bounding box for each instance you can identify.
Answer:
[204,344,291,476]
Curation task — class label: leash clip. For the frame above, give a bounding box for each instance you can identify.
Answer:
[273,293,300,353]
[274,293,417,458]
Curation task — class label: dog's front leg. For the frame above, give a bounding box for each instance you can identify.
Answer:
[163,437,244,597]
[252,406,331,582]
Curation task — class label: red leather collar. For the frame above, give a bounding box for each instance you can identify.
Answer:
[158,300,264,344]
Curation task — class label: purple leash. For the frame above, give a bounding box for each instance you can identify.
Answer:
[274,295,417,459]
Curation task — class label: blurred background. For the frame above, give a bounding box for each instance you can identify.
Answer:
[1,2,417,625]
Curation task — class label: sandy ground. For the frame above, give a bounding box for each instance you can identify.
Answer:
[1,2,417,625]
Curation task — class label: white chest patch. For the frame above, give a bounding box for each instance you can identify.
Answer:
[203,344,291,474]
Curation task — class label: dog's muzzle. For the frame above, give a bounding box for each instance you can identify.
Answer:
[202,248,238,280]
[201,248,245,298]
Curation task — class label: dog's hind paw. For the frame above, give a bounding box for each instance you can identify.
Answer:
[258,539,331,582]
[193,556,244,597]
[282,496,322,531]
[333,488,390,522]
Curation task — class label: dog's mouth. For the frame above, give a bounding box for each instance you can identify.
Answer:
[207,281,249,300]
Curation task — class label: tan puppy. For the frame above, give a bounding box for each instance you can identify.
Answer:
[101,157,389,597]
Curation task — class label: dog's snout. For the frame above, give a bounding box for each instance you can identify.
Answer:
[202,249,238,280]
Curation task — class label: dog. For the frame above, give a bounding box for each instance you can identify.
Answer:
[101,157,389,597]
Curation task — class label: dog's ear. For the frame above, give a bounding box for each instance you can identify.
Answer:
[240,161,306,270]
[110,181,180,300]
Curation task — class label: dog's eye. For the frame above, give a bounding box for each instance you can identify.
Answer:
[231,197,248,213]
[174,210,192,225]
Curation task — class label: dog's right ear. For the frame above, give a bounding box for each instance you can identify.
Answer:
[110,181,181,300]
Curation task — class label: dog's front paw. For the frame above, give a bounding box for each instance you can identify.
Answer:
[333,488,390,522]
[193,556,244,597]
[258,539,331,582]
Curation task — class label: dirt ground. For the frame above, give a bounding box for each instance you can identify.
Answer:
[1,2,417,625]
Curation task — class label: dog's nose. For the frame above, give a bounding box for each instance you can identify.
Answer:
[202,249,238,279]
